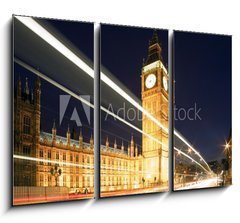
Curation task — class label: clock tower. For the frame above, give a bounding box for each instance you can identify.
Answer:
[141,31,169,185]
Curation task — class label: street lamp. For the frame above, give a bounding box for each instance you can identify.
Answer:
[225,143,229,150]
[50,164,62,187]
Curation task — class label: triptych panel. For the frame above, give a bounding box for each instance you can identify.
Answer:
[100,25,169,197]
[173,31,232,190]
[13,16,94,204]
[12,15,232,205]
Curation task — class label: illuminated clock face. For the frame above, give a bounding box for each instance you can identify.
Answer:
[145,74,156,89]
[163,76,168,91]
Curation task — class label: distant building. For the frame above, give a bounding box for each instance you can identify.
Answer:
[208,160,221,175]
[224,129,232,185]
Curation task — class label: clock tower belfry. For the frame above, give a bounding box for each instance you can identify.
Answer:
[141,30,169,185]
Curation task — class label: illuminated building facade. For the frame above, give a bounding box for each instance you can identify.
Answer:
[14,31,168,195]
[141,31,169,185]
[14,77,94,193]
[101,31,169,193]
[100,136,143,192]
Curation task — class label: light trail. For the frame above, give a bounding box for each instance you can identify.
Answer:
[14,194,92,204]
[15,58,94,109]
[174,130,212,172]
[13,154,94,169]
[15,16,168,135]
[15,16,94,78]
[175,177,218,190]
[14,154,160,175]
[14,58,168,151]
[174,147,211,174]
[15,16,211,168]
[100,71,168,133]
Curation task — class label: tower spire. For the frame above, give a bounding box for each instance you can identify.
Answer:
[121,140,124,153]
[106,136,109,151]
[114,138,117,152]
[144,30,163,65]
[25,77,29,95]
[149,30,159,45]
[130,134,134,157]
[79,129,83,149]
[17,76,21,99]
[135,144,138,157]
[52,120,56,144]
[90,133,93,150]
[66,124,71,146]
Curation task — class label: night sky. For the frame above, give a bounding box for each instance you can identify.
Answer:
[14,17,231,161]
[45,19,93,61]
[14,17,94,141]
[101,25,168,149]
[101,25,168,99]
[174,31,232,162]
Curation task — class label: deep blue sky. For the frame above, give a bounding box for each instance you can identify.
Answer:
[174,31,232,162]
[14,18,94,141]
[14,17,231,160]
[101,25,168,149]
[101,25,168,99]
[46,19,93,61]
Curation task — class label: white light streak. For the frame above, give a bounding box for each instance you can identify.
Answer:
[13,154,93,169]
[15,16,211,169]
[14,155,159,175]
[15,16,94,78]
[174,130,211,172]
[15,58,93,109]
[15,16,168,136]
[14,59,168,151]
[174,147,211,174]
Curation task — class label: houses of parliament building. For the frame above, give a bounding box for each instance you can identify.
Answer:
[14,76,143,193]
[14,31,169,194]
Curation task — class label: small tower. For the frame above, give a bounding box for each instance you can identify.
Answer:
[79,129,83,149]
[66,125,71,147]
[34,76,41,145]
[52,121,56,144]
[106,136,109,151]
[130,134,134,157]
[71,127,77,140]
[17,76,22,100]
[121,141,124,153]
[135,144,138,157]
[114,138,117,153]
[145,30,163,66]
[90,133,93,150]
[30,88,34,103]
[128,144,130,157]
[24,77,30,102]
[34,77,41,107]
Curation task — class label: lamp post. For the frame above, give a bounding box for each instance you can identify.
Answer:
[50,164,62,187]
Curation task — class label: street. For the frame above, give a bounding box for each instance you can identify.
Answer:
[175,177,220,190]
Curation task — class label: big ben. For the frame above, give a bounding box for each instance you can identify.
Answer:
[141,31,169,185]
